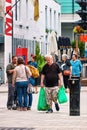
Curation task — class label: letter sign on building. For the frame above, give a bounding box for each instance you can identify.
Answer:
[5,0,12,36]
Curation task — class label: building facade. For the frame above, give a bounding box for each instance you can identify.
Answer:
[0,0,61,83]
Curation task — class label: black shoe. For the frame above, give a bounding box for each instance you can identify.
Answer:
[46,108,53,113]
[27,106,31,110]
[7,106,12,110]
[55,103,59,111]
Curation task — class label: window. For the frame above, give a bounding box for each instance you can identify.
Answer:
[45,6,47,29]
[26,0,28,21]
[54,10,56,31]
[50,8,52,31]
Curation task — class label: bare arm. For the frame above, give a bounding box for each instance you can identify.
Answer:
[6,64,15,74]
[27,67,32,77]
[58,72,63,87]
[26,66,32,77]
[40,74,45,87]
[8,69,14,74]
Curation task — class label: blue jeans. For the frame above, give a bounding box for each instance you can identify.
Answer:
[28,93,33,107]
[16,81,28,108]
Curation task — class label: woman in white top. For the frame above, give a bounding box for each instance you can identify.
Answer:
[12,57,32,111]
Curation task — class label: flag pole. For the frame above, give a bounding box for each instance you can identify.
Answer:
[5,0,21,16]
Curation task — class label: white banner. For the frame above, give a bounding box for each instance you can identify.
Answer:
[4,0,12,82]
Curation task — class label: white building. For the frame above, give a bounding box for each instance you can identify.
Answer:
[2,0,61,82]
[12,0,61,56]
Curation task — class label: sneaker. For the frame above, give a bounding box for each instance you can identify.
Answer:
[27,106,31,110]
[46,108,53,113]
[55,103,60,111]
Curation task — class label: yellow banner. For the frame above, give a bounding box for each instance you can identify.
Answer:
[34,0,39,21]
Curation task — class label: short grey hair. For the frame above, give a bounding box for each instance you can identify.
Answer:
[45,54,53,58]
[62,54,68,59]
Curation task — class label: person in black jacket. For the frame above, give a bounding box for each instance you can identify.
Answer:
[61,54,72,92]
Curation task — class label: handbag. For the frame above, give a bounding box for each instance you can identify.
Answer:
[25,66,33,93]
[63,64,71,76]
[57,86,68,104]
[27,83,33,94]
[63,70,71,76]
[27,65,39,78]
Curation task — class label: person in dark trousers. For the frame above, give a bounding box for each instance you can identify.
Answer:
[40,54,63,113]
[61,54,72,93]
[6,56,17,110]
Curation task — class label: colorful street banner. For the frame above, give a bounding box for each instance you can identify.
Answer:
[5,0,12,36]
[34,0,39,21]
[4,0,12,83]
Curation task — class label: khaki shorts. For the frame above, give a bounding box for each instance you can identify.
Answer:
[45,86,58,107]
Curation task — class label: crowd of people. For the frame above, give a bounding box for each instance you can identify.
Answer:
[6,52,82,113]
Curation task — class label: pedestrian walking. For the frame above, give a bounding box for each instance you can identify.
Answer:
[28,54,39,93]
[6,55,17,110]
[40,54,63,113]
[61,54,72,93]
[12,57,32,111]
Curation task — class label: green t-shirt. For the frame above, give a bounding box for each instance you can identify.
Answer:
[6,63,15,83]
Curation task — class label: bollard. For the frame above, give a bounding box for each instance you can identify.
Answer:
[68,77,80,116]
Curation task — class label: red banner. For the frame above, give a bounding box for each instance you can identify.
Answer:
[5,0,12,36]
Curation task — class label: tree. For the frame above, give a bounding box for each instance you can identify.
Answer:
[71,40,85,57]
[35,41,46,72]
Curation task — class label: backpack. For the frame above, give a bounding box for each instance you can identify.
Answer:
[28,65,39,78]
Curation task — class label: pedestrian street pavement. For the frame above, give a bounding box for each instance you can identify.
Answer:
[0,84,87,130]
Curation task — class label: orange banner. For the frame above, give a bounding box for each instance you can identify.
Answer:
[80,35,87,42]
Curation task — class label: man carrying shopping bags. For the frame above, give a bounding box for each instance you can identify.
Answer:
[40,54,63,113]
